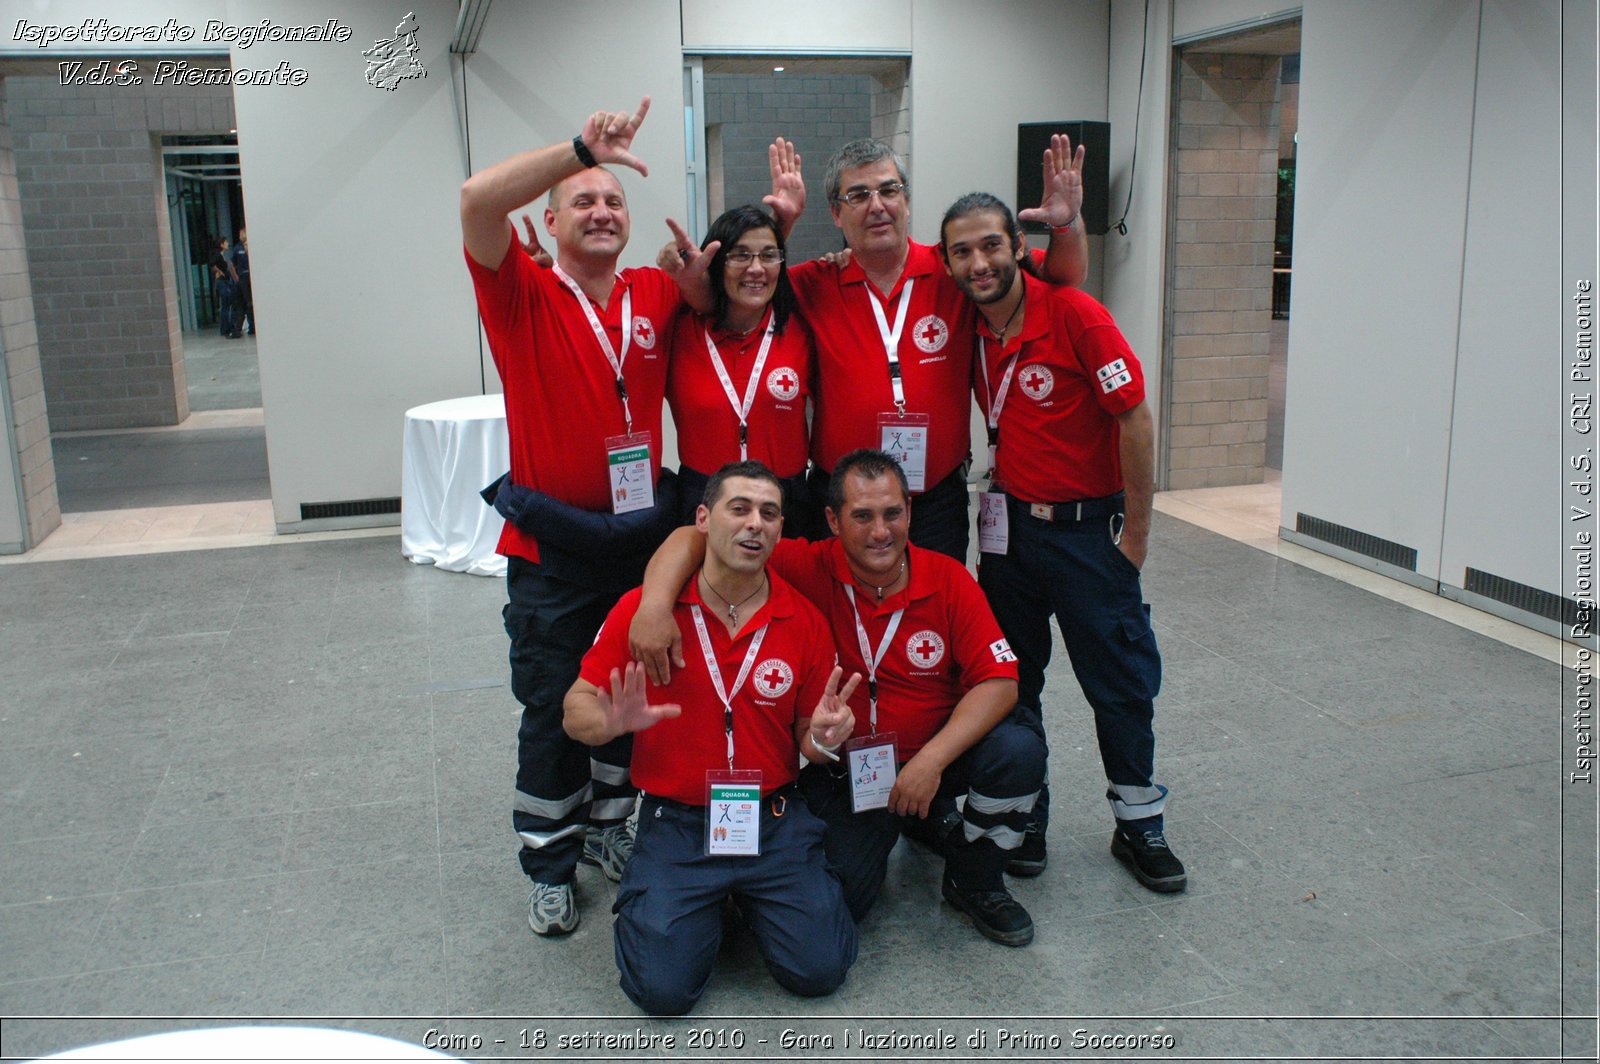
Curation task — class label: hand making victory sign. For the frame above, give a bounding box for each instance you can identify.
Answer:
[805,666,862,757]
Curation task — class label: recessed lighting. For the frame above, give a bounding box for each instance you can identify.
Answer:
[772,66,784,72]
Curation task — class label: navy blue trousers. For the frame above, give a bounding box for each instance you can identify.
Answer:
[978,496,1166,833]
[614,790,857,1015]
[505,557,635,884]
[797,716,1044,921]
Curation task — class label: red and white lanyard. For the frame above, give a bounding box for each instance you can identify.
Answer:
[843,586,904,735]
[978,336,1021,463]
[702,312,777,461]
[865,279,914,414]
[690,604,768,770]
[553,265,636,434]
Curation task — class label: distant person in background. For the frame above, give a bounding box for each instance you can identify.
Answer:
[208,237,241,339]
[232,228,254,336]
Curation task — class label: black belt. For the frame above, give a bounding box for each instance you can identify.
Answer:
[641,782,798,819]
[1007,491,1125,523]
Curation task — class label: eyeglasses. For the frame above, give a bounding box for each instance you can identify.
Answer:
[835,182,908,208]
[724,247,785,266]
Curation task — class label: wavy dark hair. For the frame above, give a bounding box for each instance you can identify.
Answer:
[704,205,795,334]
[938,191,1042,279]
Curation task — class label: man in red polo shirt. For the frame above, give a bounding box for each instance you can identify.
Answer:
[565,462,860,1014]
[774,135,1090,562]
[629,449,1044,947]
[940,192,1184,894]
[461,97,700,935]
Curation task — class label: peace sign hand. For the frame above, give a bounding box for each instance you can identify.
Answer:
[808,666,861,751]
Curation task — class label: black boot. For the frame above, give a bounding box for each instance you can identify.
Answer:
[941,836,1034,946]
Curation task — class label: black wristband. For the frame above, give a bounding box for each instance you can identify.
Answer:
[572,134,598,168]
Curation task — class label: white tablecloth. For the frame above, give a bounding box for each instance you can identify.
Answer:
[401,393,509,578]
[40,1025,457,1060]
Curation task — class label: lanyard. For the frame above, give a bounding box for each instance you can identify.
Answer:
[553,264,635,433]
[842,586,904,735]
[690,604,768,770]
[865,279,914,414]
[978,337,1021,457]
[702,312,777,461]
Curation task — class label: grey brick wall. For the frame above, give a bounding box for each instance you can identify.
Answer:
[1166,54,1281,489]
[3,74,233,432]
[0,81,60,546]
[705,72,880,265]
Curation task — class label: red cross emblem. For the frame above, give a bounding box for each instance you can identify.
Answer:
[752,657,793,697]
[905,629,945,669]
[766,366,801,402]
[1018,363,1054,401]
[631,317,657,349]
[911,314,948,354]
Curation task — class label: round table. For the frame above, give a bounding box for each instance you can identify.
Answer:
[401,393,509,578]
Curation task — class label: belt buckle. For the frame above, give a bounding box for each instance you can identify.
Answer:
[1028,503,1055,522]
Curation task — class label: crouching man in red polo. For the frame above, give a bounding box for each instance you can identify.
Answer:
[564,461,861,1015]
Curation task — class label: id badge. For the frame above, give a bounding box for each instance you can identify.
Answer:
[978,491,1009,555]
[845,734,898,812]
[876,412,930,493]
[605,432,654,515]
[706,770,762,856]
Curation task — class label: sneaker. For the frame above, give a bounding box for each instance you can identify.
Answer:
[940,874,1035,947]
[526,881,578,935]
[1005,830,1047,877]
[580,822,634,882]
[1111,827,1187,893]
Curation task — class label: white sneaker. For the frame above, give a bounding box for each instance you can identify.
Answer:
[581,823,635,882]
[526,881,578,935]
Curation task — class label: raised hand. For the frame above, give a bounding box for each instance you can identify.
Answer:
[762,137,805,234]
[597,661,681,735]
[518,213,552,267]
[809,666,861,751]
[579,96,653,176]
[1017,132,1086,229]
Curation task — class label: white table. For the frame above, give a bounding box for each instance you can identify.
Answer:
[40,1025,458,1060]
[401,393,509,578]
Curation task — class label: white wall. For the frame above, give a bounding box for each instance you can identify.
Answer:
[682,0,911,53]
[1439,0,1562,595]
[1173,0,1300,42]
[228,0,476,528]
[1,1,228,55]
[1279,0,1482,584]
[1103,0,1175,454]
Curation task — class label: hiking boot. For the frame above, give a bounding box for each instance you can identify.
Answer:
[941,874,1034,946]
[526,881,578,935]
[1005,830,1047,877]
[1111,827,1187,893]
[581,822,634,882]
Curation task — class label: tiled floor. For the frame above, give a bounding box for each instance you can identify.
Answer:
[0,488,1591,1059]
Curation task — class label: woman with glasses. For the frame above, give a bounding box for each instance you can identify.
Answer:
[665,204,816,534]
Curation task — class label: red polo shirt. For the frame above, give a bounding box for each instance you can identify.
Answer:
[666,306,814,478]
[580,572,835,805]
[789,240,976,484]
[768,538,1018,760]
[465,234,679,562]
[977,272,1145,503]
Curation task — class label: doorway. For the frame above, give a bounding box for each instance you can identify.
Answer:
[683,55,911,260]
[1162,19,1300,494]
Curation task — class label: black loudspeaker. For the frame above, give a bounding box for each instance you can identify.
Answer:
[1016,120,1110,236]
